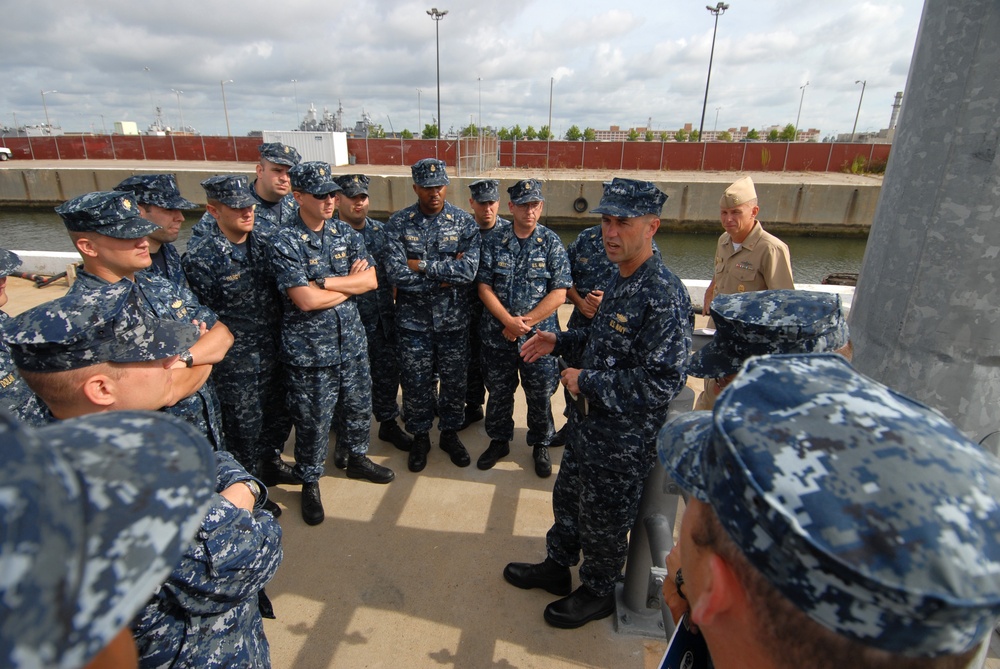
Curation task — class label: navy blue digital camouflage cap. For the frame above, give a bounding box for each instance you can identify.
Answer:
[469,179,500,203]
[411,158,450,187]
[200,175,258,208]
[0,248,22,277]
[657,354,1000,657]
[55,191,160,239]
[507,178,544,205]
[0,409,215,669]
[4,280,198,372]
[591,178,667,218]
[289,161,341,195]
[335,174,370,197]
[688,290,849,378]
[259,142,302,167]
[113,174,198,210]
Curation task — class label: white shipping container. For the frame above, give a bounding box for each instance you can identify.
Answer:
[114,121,140,135]
[260,131,349,166]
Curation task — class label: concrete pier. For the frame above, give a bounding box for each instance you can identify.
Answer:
[0,160,881,234]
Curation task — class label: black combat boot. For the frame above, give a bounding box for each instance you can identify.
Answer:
[439,430,471,467]
[346,453,395,484]
[477,439,510,470]
[503,556,572,596]
[301,482,324,526]
[378,419,413,451]
[543,585,616,629]
[533,444,552,478]
[408,433,431,472]
[259,455,300,486]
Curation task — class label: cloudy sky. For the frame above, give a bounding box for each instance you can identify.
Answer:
[2,0,925,139]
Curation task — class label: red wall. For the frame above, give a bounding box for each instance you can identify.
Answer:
[0,135,891,173]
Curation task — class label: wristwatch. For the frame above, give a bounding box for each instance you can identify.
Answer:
[316,276,327,289]
[242,479,262,502]
[178,349,194,368]
[417,260,428,272]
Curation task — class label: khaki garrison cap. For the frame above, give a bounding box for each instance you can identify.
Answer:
[720,176,757,208]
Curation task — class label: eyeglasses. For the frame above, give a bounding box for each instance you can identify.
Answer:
[311,192,338,200]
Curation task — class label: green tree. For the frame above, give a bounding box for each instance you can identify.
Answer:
[644,130,655,142]
[510,124,523,139]
[460,123,478,137]
[584,127,597,141]
[626,128,640,141]
[538,125,554,140]
[767,128,779,141]
[779,123,797,141]
[675,127,688,142]
[421,123,439,139]
[368,124,386,139]
[400,129,414,139]
[565,125,583,141]
[659,131,669,142]
[718,130,733,142]
[746,128,760,141]
[689,129,700,142]
[525,125,538,140]
[497,127,511,140]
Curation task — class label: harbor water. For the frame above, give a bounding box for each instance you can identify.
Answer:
[0,207,867,283]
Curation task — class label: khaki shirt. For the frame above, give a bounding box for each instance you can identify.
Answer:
[712,221,794,295]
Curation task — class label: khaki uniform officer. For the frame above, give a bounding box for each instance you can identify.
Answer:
[702,176,793,313]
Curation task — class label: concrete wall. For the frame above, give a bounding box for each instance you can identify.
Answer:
[0,167,880,234]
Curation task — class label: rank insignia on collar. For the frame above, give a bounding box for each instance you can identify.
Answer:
[171,299,183,309]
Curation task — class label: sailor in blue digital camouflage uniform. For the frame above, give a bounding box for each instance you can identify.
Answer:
[552,195,663,446]
[0,247,51,426]
[55,191,233,448]
[192,142,302,240]
[271,161,395,526]
[3,281,284,669]
[332,173,412,460]
[114,173,198,289]
[464,178,511,429]
[505,178,691,629]
[183,175,291,517]
[384,158,482,472]
[0,409,216,669]
[658,354,1000,669]
[690,289,852,410]
[476,179,571,477]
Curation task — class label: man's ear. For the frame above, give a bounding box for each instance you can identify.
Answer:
[690,553,741,627]
[80,374,116,408]
[74,235,98,259]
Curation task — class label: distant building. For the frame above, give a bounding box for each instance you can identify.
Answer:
[832,91,902,144]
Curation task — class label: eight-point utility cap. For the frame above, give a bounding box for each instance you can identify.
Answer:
[4,280,199,372]
[507,178,545,205]
[0,409,215,669]
[55,191,160,239]
[335,174,370,198]
[289,161,341,195]
[0,248,22,277]
[688,289,849,379]
[469,179,500,203]
[657,353,1000,657]
[591,178,667,218]
[113,174,197,210]
[200,175,258,209]
[259,142,302,167]
[411,158,450,187]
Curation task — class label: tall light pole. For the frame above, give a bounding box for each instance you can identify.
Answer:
[171,89,184,132]
[291,79,300,126]
[427,7,448,139]
[220,79,233,137]
[851,79,867,142]
[714,106,721,133]
[40,90,56,129]
[698,2,729,142]
[477,76,483,171]
[794,80,809,142]
[546,76,554,168]
[143,66,155,118]
[417,88,422,132]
